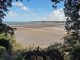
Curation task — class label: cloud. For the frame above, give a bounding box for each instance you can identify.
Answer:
[21,14,29,16]
[9,18,13,20]
[8,11,17,15]
[19,14,29,17]
[36,19,38,20]
[39,16,47,21]
[30,13,37,15]
[40,18,42,19]
[32,9,34,10]
[39,9,42,10]
[20,6,29,11]
[59,8,63,11]
[23,14,29,16]
[40,8,66,21]
[12,2,23,6]
[48,9,66,21]
[44,12,48,14]
[16,9,18,11]
[42,16,46,20]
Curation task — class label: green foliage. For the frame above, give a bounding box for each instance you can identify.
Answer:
[62,34,80,60]
[0,46,15,60]
[0,33,27,60]
[70,46,80,60]
[0,46,6,58]
[64,0,80,35]
[21,46,64,60]
[0,28,22,51]
[0,26,24,59]
[51,0,80,35]
[51,0,64,9]
[10,39,22,51]
[46,34,80,60]
[63,34,80,52]
[0,23,16,37]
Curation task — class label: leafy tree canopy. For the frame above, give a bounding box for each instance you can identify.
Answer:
[0,0,30,23]
[51,0,80,35]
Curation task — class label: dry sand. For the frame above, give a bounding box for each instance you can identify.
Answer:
[8,23,66,48]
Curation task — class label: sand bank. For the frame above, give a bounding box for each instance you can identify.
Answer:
[14,28,66,48]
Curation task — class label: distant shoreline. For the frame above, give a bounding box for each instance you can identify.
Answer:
[30,21,66,23]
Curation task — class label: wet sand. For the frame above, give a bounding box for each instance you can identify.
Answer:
[9,23,66,48]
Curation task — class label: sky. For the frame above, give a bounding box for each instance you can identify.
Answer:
[3,0,66,22]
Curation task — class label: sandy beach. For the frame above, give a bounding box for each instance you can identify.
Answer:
[8,23,66,48]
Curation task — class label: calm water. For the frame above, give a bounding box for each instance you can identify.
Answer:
[3,22,31,24]
[2,22,44,24]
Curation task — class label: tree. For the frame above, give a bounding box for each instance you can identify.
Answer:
[51,0,80,35]
[0,0,20,36]
[51,0,80,60]
[0,0,29,23]
[0,0,12,23]
[64,0,80,35]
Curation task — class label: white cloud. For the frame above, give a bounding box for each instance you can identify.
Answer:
[40,8,66,21]
[32,9,34,10]
[23,14,29,16]
[40,18,42,19]
[12,2,23,6]
[30,13,37,15]
[8,11,17,15]
[9,18,13,20]
[59,8,63,11]
[48,9,66,21]
[16,9,18,10]
[36,19,38,20]
[21,6,29,11]
[42,16,46,20]
[22,14,29,16]
[19,14,29,17]
[44,12,48,14]
[39,9,42,10]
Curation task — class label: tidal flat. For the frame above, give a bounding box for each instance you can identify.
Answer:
[7,22,66,48]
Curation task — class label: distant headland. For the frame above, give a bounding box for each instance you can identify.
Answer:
[30,21,65,23]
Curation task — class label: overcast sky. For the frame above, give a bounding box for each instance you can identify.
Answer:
[3,0,66,22]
